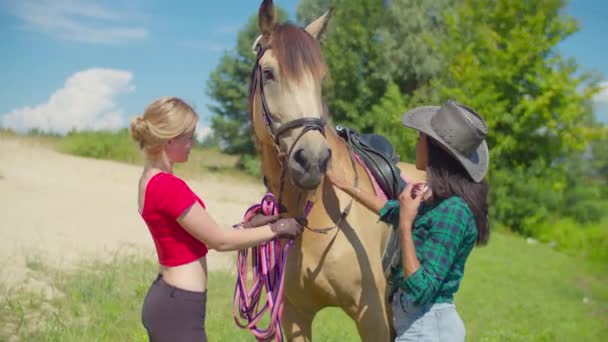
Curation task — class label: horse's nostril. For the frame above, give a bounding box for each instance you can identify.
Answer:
[294,148,309,169]
[319,148,331,173]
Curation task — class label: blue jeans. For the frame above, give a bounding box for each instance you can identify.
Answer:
[392,290,465,342]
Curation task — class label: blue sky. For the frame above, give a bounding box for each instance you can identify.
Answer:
[0,0,606,139]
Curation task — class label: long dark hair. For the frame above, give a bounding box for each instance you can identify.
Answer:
[426,138,490,245]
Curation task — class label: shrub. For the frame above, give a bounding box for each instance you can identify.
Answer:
[534,218,608,264]
[58,129,141,164]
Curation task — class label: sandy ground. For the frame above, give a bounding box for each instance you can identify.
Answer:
[0,139,266,290]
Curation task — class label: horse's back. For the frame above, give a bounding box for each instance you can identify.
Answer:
[398,162,426,184]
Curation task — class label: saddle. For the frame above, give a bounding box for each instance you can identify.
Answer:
[336,126,406,280]
[336,126,406,200]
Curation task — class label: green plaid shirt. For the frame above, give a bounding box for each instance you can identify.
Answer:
[379,196,477,306]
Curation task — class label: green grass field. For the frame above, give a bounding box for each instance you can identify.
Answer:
[1,232,606,341]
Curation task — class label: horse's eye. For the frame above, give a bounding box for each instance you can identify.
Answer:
[263,69,275,82]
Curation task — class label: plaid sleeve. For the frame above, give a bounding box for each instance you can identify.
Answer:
[378,200,400,227]
[401,198,471,305]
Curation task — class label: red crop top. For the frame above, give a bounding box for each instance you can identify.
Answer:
[139,172,208,266]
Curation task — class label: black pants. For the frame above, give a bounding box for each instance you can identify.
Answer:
[142,274,207,342]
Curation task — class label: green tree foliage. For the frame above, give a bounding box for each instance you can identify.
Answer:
[297,0,387,130]
[418,0,604,231]
[424,0,600,171]
[589,126,608,184]
[206,8,289,154]
[297,0,456,157]
[368,82,418,161]
[377,0,456,93]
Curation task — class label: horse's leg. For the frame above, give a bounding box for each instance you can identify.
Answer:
[353,300,392,342]
[281,297,315,342]
[342,284,392,342]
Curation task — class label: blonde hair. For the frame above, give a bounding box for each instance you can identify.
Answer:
[130,97,198,158]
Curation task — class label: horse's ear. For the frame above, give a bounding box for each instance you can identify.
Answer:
[258,0,277,38]
[304,8,333,40]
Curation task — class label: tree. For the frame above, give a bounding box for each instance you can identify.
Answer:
[297,0,459,146]
[414,0,603,230]
[376,0,456,94]
[297,0,387,131]
[206,8,289,154]
[423,0,600,171]
[368,81,418,162]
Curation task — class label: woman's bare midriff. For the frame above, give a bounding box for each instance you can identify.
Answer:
[160,256,208,292]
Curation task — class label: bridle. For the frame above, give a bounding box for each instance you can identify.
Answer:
[250,43,358,233]
[251,44,326,155]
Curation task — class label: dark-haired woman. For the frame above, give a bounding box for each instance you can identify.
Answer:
[326,100,490,341]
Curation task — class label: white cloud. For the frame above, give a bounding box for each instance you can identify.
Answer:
[593,81,608,124]
[594,81,608,104]
[9,0,147,44]
[1,68,134,134]
[195,124,212,142]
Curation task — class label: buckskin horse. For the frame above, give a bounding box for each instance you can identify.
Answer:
[248,1,425,340]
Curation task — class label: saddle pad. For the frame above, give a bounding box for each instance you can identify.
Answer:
[352,153,404,279]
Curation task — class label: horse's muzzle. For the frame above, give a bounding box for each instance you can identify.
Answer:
[287,146,331,190]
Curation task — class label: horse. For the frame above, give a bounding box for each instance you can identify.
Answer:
[248,1,425,340]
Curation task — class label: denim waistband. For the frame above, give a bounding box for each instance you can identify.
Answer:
[392,289,455,316]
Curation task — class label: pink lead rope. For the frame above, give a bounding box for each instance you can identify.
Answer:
[233,193,312,342]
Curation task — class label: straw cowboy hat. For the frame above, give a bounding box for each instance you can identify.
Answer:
[401,100,489,182]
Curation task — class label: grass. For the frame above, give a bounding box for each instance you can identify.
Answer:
[0,128,61,148]
[457,231,608,341]
[56,129,258,182]
[1,233,607,341]
[3,129,258,183]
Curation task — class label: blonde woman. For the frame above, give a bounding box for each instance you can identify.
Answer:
[130,96,302,342]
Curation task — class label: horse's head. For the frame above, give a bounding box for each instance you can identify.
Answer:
[250,0,332,190]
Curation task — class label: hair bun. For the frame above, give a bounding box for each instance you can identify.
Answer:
[130,115,149,147]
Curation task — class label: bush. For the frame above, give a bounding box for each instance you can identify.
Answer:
[489,164,564,234]
[238,154,262,178]
[58,129,141,164]
[534,218,608,264]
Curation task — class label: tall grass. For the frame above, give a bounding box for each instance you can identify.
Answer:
[0,128,61,148]
[0,252,356,341]
[54,129,256,182]
[1,233,607,341]
[57,129,142,164]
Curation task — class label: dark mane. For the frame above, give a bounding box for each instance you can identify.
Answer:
[271,22,326,82]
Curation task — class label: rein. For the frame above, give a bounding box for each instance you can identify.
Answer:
[233,193,295,342]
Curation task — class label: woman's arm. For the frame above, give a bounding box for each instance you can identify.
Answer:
[397,192,469,306]
[399,219,421,277]
[177,203,299,252]
[398,184,424,277]
[325,168,387,214]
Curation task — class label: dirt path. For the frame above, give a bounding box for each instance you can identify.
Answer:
[0,139,265,289]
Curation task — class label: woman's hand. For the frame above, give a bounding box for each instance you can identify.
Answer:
[325,167,351,190]
[398,182,427,226]
[269,218,304,239]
